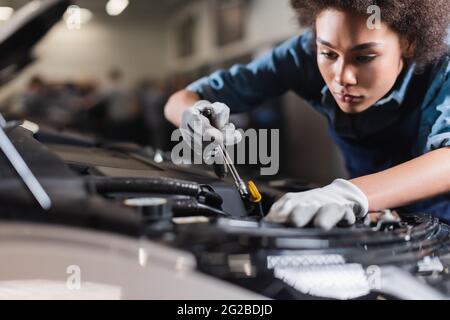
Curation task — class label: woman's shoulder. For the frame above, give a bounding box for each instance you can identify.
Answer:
[272,29,316,59]
[421,54,450,107]
[270,29,325,101]
[433,53,450,76]
[431,53,450,82]
[414,53,450,154]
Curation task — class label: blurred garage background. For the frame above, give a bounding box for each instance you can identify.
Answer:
[0,0,348,185]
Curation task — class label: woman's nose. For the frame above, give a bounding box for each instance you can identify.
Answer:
[334,60,357,86]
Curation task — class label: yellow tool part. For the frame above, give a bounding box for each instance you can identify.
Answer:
[248,180,262,203]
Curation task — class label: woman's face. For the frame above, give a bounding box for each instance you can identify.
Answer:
[316,9,409,113]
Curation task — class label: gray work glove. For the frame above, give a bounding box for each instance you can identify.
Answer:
[265,179,369,230]
[181,101,242,158]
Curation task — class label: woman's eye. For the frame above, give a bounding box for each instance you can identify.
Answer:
[320,51,338,60]
[356,55,377,63]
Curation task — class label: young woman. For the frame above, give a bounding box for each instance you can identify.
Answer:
[164,0,450,229]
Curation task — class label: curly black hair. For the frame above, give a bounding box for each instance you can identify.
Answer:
[290,0,450,69]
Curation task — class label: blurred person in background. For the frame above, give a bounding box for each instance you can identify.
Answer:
[137,79,171,150]
[99,68,138,141]
[103,68,134,125]
[21,76,50,119]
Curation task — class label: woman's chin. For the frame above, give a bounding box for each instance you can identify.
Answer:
[336,99,373,114]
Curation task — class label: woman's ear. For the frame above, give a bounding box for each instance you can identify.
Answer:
[400,36,416,59]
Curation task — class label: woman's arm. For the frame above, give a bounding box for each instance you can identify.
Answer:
[351,147,450,211]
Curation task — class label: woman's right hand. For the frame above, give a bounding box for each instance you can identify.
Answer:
[181,100,242,155]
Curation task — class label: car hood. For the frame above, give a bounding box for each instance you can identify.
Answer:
[0,0,71,85]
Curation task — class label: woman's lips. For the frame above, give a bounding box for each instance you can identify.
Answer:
[333,92,364,104]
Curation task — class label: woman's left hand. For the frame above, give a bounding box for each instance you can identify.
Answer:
[264,179,369,230]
